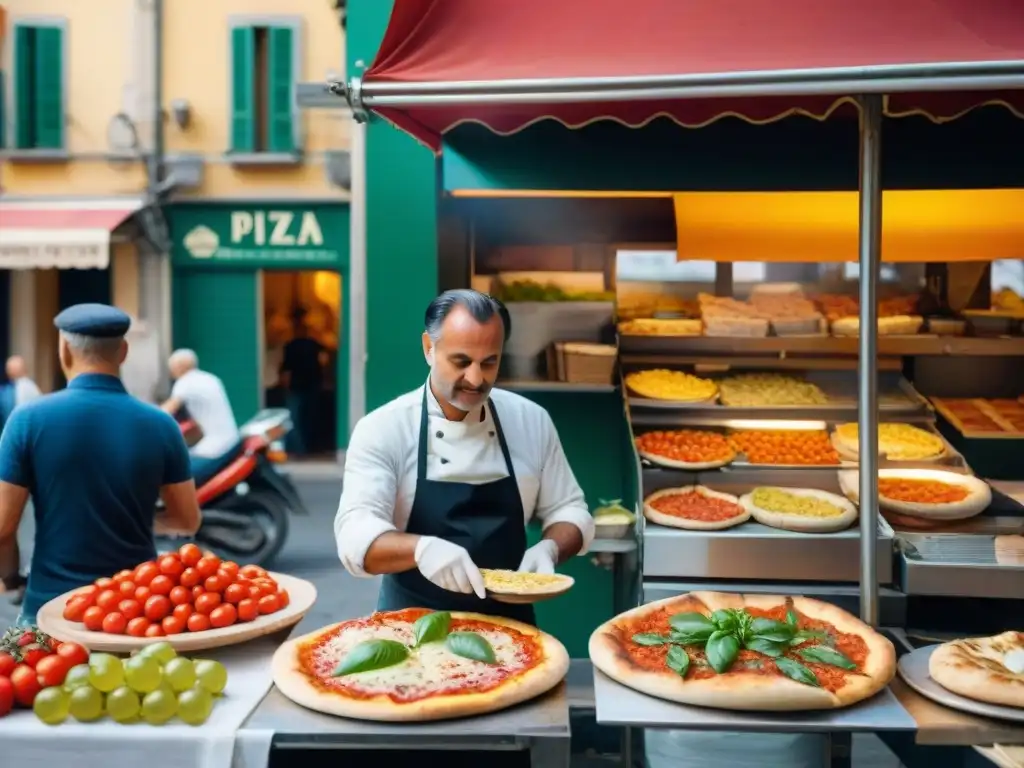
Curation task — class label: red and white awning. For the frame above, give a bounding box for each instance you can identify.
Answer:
[0,198,144,269]
[360,0,1024,149]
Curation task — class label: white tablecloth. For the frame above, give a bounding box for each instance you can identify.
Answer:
[0,635,277,768]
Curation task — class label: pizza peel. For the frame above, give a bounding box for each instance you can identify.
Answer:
[898,645,1024,724]
[480,570,575,604]
[37,572,317,653]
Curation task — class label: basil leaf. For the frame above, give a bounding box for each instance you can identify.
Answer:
[790,629,829,647]
[711,609,736,630]
[669,631,707,646]
[669,612,715,639]
[750,618,795,643]
[333,639,409,676]
[446,631,497,664]
[705,630,740,674]
[775,657,819,687]
[797,645,857,670]
[744,637,786,658]
[666,646,690,678]
[632,633,669,646]
[786,609,798,627]
[412,611,451,647]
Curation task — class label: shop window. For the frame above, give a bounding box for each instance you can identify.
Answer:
[229,21,297,156]
[12,23,65,150]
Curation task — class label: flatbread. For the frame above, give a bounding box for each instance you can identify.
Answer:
[838,469,991,521]
[589,592,895,711]
[272,609,569,722]
[739,487,859,533]
[929,632,1024,708]
[643,486,748,531]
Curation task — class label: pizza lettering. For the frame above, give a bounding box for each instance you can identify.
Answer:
[590,592,896,710]
[272,609,569,721]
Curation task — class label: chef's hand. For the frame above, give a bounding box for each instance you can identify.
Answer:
[414,536,487,599]
[518,540,559,574]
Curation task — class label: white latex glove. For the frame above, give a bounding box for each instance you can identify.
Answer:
[414,536,487,598]
[518,539,559,574]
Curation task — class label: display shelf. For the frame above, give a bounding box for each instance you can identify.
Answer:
[619,335,1024,358]
[502,379,617,393]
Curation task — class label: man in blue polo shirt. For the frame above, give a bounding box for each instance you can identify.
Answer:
[0,304,203,625]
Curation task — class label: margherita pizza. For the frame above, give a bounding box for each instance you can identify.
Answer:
[589,592,895,711]
[272,608,569,721]
[929,632,1024,709]
[643,486,748,531]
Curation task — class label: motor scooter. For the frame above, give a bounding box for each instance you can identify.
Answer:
[157,409,307,566]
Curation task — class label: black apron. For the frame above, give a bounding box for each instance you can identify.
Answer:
[377,387,536,625]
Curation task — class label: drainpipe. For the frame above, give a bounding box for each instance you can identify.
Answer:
[151,0,164,193]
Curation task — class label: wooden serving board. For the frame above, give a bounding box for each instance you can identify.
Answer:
[37,572,317,653]
[932,398,1024,440]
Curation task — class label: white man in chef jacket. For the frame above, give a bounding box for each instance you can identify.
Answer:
[334,289,594,625]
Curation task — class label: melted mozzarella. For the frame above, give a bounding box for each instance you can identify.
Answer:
[1003,648,1024,675]
[314,620,528,698]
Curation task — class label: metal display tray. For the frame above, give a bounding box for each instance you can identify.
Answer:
[626,370,932,420]
[632,420,968,472]
[640,469,894,583]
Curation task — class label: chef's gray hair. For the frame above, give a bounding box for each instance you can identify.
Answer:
[424,289,511,343]
[60,331,123,363]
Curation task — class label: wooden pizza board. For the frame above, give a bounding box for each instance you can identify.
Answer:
[932,398,1024,440]
[485,573,575,605]
[37,572,317,653]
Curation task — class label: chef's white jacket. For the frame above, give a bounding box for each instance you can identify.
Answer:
[334,383,595,577]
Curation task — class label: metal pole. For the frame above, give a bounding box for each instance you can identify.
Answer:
[151,0,164,191]
[857,94,883,627]
[347,118,368,445]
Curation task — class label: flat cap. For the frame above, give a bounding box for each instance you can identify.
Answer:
[53,303,131,338]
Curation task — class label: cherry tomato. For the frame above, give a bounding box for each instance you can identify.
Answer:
[192,585,205,600]
[113,569,134,583]
[74,584,99,597]
[144,594,172,622]
[134,586,152,602]
[179,567,201,588]
[35,655,70,688]
[95,589,120,612]
[277,588,290,609]
[257,594,281,615]
[204,574,229,593]
[63,595,92,622]
[193,592,221,615]
[237,598,259,623]
[239,565,266,580]
[223,583,247,604]
[144,623,165,638]
[172,603,193,622]
[161,615,185,635]
[10,664,41,707]
[21,647,48,668]
[118,598,143,621]
[55,642,89,668]
[179,542,203,567]
[186,613,212,633]
[195,556,221,578]
[94,577,114,589]
[0,677,13,717]
[134,562,159,586]
[102,612,128,635]
[158,555,185,580]
[118,580,137,597]
[169,585,191,606]
[126,617,151,637]
[82,606,106,631]
[209,603,238,629]
[219,561,240,580]
[67,589,96,608]
[149,575,174,595]
[0,651,16,677]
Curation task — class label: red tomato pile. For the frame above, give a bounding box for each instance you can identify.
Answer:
[0,625,89,716]
[62,543,290,637]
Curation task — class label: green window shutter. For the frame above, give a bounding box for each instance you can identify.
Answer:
[230,26,256,153]
[13,27,35,149]
[267,26,295,153]
[33,26,64,149]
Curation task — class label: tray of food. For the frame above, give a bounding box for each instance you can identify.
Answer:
[932,397,1024,439]
[838,468,992,529]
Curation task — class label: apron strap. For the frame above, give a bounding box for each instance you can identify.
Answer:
[487,399,517,480]
[417,386,517,481]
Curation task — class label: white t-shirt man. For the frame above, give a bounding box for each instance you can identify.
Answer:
[170,369,240,458]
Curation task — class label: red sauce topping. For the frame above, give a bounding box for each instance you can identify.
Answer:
[299,608,544,703]
[650,491,743,522]
[619,603,868,693]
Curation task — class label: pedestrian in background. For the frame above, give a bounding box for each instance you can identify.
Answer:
[280,307,326,455]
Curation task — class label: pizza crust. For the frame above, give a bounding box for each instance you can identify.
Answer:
[739,488,859,533]
[838,469,991,521]
[272,612,570,722]
[929,632,1024,708]
[638,450,735,471]
[643,486,749,531]
[589,591,896,711]
[479,570,575,596]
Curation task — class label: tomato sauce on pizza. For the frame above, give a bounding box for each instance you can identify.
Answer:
[648,490,745,524]
[298,608,544,703]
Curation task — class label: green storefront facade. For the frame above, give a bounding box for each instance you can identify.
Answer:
[168,201,351,443]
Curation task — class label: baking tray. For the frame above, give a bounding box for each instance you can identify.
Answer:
[898,645,1024,724]
[932,397,1024,440]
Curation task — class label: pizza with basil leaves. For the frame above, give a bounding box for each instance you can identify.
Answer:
[271,608,569,721]
[589,592,895,711]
